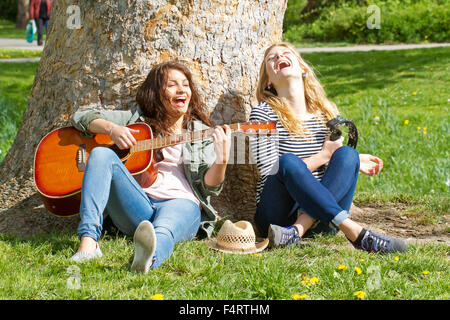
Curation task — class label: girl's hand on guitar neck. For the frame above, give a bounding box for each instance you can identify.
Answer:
[204,125,232,187]
[109,124,139,150]
[212,125,232,165]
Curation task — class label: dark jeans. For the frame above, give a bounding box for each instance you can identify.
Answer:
[35,18,49,44]
[255,146,360,237]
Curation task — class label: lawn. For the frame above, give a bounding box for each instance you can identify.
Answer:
[303,47,449,220]
[0,19,46,40]
[0,47,448,300]
[0,231,448,300]
[0,61,38,162]
[0,48,42,59]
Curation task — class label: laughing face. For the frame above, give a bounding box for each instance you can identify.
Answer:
[163,68,192,119]
[264,45,303,88]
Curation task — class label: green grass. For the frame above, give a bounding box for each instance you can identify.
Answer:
[302,47,449,215]
[0,19,47,40]
[0,48,42,59]
[0,231,448,300]
[0,62,38,162]
[0,48,448,300]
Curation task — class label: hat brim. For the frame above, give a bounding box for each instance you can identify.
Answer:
[207,238,269,254]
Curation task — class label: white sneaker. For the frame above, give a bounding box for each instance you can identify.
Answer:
[131,220,156,273]
[70,244,103,263]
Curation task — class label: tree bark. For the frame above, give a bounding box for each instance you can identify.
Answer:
[0,0,287,237]
[16,0,30,29]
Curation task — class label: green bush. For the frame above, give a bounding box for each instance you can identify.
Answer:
[283,0,307,32]
[284,0,450,44]
[0,0,17,21]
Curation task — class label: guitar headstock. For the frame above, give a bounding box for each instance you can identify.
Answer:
[229,121,277,135]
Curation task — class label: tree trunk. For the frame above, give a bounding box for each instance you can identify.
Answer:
[0,0,287,237]
[16,0,30,29]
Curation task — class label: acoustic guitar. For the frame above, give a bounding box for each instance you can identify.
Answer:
[33,121,277,217]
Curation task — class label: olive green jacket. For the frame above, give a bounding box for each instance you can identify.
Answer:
[70,107,223,238]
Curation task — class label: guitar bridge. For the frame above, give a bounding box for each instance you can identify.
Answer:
[76,144,87,172]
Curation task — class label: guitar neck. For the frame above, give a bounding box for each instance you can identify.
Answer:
[130,124,247,153]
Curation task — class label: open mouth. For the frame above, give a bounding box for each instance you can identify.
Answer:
[276,60,291,71]
[173,96,187,107]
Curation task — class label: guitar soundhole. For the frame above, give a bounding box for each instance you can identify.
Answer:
[108,144,131,163]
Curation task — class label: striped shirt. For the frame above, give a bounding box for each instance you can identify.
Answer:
[249,101,329,203]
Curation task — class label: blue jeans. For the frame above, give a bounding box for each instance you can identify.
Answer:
[255,146,360,237]
[77,147,201,269]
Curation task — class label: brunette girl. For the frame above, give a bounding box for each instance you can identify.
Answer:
[69,61,231,271]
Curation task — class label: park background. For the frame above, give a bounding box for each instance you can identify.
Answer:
[0,0,448,300]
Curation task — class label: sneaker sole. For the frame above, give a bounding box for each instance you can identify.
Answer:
[131,221,156,273]
[268,224,281,248]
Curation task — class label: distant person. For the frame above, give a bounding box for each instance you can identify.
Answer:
[30,0,52,46]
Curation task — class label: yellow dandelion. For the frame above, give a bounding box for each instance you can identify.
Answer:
[417,126,421,130]
[301,275,312,286]
[310,277,320,284]
[354,267,362,275]
[151,293,164,300]
[338,264,348,271]
[301,279,311,286]
[412,91,417,95]
[394,256,399,262]
[422,270,430,275]
[250,253,262,257]
[403,120,409,125]
[292,293,308,300]
[424,35,428,39]
[354,291,366,299]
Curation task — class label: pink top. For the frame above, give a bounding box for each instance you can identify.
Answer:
[143,144,200,206]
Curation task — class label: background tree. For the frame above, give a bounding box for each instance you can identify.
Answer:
[16,0,30,29]
[0,0,287,237]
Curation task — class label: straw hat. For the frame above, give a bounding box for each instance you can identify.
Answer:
[207,220,269,254]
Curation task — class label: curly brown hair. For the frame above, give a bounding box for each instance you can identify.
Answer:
[136,61,212,136]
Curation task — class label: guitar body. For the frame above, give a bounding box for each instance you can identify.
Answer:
[34,120,277,218]
[33,123,155,217]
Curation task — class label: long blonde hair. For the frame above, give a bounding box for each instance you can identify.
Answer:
[256,42,338,136]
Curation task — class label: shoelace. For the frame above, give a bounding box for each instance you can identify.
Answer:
[364,232,392,252]
[281,228,301,245]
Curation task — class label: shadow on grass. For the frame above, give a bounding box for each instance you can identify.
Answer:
[303,47,450,98]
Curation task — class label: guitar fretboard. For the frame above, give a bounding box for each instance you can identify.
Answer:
[131,127,215,153]
[129,122,276,153]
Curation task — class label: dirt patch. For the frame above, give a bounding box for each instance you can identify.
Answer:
[350,203,449,244]
[0,194,448,245]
